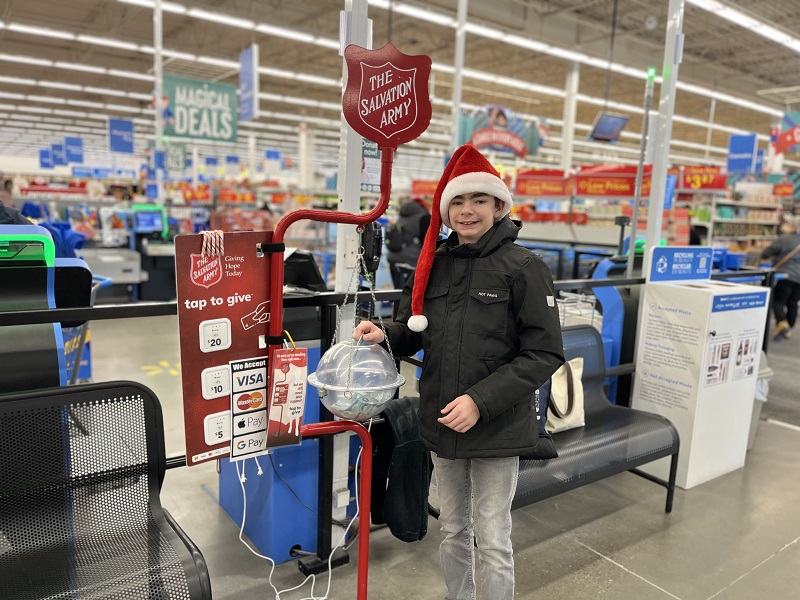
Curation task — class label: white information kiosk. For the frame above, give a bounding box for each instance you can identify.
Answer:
[632,247,770,489]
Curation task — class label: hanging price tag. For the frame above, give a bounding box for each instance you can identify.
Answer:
[266,348,308,447]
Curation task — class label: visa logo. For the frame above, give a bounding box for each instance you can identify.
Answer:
[231,366,267,392]
[236,373,264,387]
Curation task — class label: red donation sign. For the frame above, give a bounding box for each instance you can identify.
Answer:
[343,42,432,148]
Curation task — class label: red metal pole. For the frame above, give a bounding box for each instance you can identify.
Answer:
[268,147,394,346]
[300,420,372,600]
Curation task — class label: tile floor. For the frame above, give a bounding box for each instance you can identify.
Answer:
[87,315,800,600]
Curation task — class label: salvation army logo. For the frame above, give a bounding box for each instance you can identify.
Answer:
[656,256,669,274]
[190,253,222,288]
[342,42,431,149]
[357,62,419,139]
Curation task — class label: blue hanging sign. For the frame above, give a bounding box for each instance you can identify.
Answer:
[71,165,93,178]
[265,149,280,160]
[93,167,114,179]
[109,118,135,154]
[648,246,714,282]
[65,137,84,164]
[726,133,758,173]
[39,149,54,169]
[239,43,259,122]
[51,144,67,166]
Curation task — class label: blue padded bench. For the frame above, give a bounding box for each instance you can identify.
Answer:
[514,324,680,513]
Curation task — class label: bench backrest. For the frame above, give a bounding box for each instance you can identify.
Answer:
[560,325,610,415]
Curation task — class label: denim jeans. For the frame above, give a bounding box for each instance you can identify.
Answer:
[431,453,519,600]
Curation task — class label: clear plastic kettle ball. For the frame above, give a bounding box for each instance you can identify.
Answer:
[307,340,405,420]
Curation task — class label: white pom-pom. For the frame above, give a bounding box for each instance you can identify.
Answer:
[408,314,428,332]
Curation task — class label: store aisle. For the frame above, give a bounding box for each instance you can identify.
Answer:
[88,316,800,600]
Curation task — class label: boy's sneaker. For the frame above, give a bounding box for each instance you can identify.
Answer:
[774,320,790,340]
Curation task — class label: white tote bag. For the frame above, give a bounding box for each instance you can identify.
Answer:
[545,357,585,434]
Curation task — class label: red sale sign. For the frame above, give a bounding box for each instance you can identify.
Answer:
[342,42,432,148]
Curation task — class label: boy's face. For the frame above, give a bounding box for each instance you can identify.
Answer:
[449,192,503,245]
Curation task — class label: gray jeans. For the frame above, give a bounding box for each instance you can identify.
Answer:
[431,453,520,600]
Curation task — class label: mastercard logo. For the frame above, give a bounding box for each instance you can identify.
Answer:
[236,391,264,411]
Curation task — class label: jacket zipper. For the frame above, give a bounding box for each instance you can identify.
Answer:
[448,255,473,458]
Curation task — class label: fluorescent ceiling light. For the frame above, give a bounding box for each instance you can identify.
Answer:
[196,55,238,69]
[7,23,74,40]
[162,49,196,61]
[77,35,140,51]
[255,23,315,43]
[188,8,254,29]
[26,95,67,104]
[296,73,340,86]
[105,104,141,112]
[55,62,106,74]
[18,106,53,114]
[67,99,105,108]
[109,69,153,81]
[0,53,52,66]
[0,75,36,85]
[85,86,127,97]
[40,81,82,91]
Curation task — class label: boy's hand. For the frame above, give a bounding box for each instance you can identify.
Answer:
[353,321,385,344]
[438,394,480,433]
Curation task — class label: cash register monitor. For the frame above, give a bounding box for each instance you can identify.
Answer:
[134,210,164,235]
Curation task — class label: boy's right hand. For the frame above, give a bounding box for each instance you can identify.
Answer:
[353,321,385,344]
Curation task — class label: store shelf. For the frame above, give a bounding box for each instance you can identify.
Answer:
[713,218,781,225]
[715,200,781,209]
[713,235,776,240]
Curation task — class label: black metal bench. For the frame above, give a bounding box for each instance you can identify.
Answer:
[0,381,212,600]
[514,324,679,513]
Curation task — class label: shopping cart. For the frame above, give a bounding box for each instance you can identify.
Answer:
[62,275,113,385]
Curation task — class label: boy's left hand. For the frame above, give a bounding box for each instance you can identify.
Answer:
[438,395,480,433]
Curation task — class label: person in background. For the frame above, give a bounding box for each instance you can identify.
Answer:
[386,196,430,289]
[761,215,800,340]
[0,179,13,207]
[0,200,31,225]
[355,144,564,600]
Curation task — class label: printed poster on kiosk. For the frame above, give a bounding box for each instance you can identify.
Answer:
[175,231,307,466]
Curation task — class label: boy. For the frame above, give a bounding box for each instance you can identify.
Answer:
[355,144,564,599]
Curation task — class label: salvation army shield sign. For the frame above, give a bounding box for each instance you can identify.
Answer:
[190,253,222,288]
[343,43,432,149]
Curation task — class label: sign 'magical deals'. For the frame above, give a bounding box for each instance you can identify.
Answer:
[343,42,432,149]
[162,74,239,143]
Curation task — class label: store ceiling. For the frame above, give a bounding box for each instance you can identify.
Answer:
[1,0,799,177]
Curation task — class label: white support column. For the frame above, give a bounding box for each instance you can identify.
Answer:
[154,0,164,203]
[332,0,370,555]
[450,0,468,152]
[645,0,685,278]
[248,134,256,178]
[336,0,369,298]
[298,123,315,190]
[704,98,716,161]
[192,145,199,187]
[560,62,580,172]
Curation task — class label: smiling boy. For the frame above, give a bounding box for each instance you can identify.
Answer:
[355,144,564,599]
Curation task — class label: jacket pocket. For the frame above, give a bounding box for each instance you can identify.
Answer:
[422,285,449,332]
[466,288,510,335]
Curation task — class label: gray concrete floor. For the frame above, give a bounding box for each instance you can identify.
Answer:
[89,315,800,600]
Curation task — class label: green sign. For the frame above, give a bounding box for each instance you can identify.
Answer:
[163,74,238,143]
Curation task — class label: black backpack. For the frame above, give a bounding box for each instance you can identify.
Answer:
[384,222,405,252]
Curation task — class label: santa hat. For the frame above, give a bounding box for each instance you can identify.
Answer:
[407,144,513,332]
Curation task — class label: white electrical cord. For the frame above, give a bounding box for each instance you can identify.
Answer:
[234,421,372,600]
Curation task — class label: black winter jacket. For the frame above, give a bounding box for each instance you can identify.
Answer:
[386,217,564,459]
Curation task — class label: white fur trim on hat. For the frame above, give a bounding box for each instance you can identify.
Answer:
[407,314,428,332]
[439,172,513,228]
